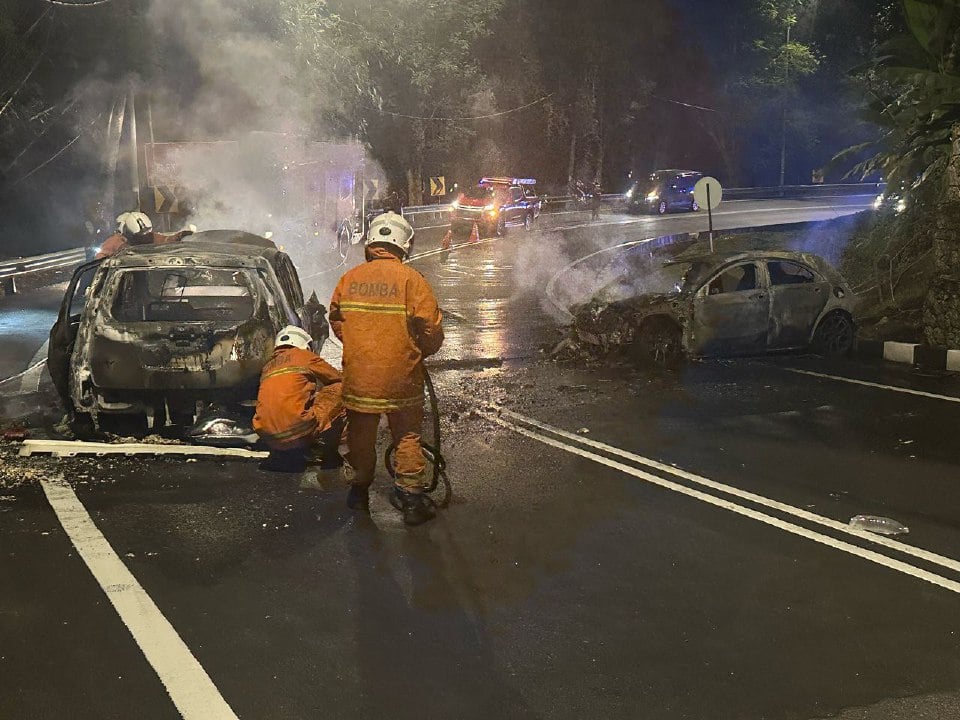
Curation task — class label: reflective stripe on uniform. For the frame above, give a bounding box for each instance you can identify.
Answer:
[257,418,317,442]
[343,393,423,412]
[338,302,407,315]
[262,366,313,381]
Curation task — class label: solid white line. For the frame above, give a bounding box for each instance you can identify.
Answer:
[486,415,960,595]
[18,339,49,393]
[784,368,960,404]
[500,408,960,575]
[40,477,239,720]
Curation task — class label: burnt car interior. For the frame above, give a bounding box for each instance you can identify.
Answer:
[707,263,757,294]
[110,268,255,323]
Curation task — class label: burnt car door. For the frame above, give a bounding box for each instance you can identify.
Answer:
[691,261,770,355]
[48,259,103,409]
[766,260,831,348]
[274,252,328,347]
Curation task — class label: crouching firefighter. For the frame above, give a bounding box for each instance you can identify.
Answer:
[330,211,444,526]
[253,325,346,472]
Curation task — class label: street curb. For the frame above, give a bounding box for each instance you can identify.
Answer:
[854,339,960,371]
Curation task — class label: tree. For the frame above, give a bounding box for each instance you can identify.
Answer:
[837,0,960,345]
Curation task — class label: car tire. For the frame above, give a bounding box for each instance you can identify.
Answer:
[691,199,700,212]
[812,311,855,356]
[634,317,682,367]
[657,199,668,215]
[524,213,533,231]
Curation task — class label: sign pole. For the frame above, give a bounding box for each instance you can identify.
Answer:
[707,184,714,252]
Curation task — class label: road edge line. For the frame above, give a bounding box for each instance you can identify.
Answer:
[40,477,240,720]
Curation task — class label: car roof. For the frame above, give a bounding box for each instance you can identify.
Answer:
[666,249,845,278]
[108,230,281,268]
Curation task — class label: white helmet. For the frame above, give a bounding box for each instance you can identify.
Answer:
[366,211,414,256]
[115,212,132,233]
[274,325,312,350]
[119,211,153,239]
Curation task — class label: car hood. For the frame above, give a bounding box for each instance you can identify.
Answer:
[572,293,685,347]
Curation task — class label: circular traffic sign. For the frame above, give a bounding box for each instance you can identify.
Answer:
[693,177,723,210]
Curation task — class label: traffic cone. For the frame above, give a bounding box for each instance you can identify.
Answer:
[441,228,453,250]
[468,222,480,243]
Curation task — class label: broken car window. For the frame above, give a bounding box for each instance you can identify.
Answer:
[707,263,757,295]
[110,268,255,323]
[767,261,816,286]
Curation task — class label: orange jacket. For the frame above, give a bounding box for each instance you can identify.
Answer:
[252,346,343,447]
[95,229,192,259]
[330,246,443,413]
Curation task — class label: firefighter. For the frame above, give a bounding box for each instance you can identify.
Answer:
[96,211,193,259]
[329,211,444,525]
[590,182,602,221]
[253,325,346,472]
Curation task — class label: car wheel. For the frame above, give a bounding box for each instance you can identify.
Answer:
[524,213,533,231]
[634,317,682,367]
[691,199,700,212]
[657,199,668,215]
[496,215,506,236]
[812,311,855,355]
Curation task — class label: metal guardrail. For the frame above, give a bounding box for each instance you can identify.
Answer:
[0,247,86,295]
[0,248,86,279]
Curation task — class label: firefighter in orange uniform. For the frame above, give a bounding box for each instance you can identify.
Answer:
[330,211,444,525]
[253,325,346,471]
[95,211,192,259]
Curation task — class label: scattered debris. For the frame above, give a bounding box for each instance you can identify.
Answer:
[577,427,591,435]
[2,427,28,442]
[849,515,909,536]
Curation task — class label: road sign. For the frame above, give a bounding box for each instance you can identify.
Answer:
[693,177,723,252]
[153,185,184,214]
[693,177,722,210]
[429,176,446,197]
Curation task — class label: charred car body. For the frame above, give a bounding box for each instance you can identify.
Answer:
[450,177,541,236]
[49,230,327,437]
[569,250,856,364]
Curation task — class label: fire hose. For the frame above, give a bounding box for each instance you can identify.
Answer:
[383,363,451,508]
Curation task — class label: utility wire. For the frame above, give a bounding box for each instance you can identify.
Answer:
[648,93,718,113]
[377,93,553,121]
[11,112,102,185]
[0,5,52,68]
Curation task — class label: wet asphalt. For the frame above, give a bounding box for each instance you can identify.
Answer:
[5,198,960,719]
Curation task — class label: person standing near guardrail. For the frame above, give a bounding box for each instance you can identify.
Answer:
[590,182,602,221]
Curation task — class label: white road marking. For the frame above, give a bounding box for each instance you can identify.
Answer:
[488,411,960,595]
[783,368,960,404]
[499,408,960,575]
[18,339,49,393]
[40,477,239,719]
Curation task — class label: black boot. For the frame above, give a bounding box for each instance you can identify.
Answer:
[346,485,370,514]
[389,488,436,526]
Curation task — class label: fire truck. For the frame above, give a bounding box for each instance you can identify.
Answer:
[449,177,542,236]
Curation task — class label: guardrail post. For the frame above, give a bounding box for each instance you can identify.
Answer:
[1,275,18,296]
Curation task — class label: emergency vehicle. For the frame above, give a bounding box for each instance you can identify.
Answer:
[449,177,542,236]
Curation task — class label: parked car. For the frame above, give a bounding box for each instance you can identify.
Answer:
[450,177,541,236]
[571,249,856,364]
[625,170,703,215]
[48,230,328,437]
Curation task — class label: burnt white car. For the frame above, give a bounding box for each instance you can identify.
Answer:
[49,230,327,437]
[572,249,857,363]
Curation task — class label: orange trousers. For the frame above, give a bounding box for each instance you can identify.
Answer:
[345,406,426,493]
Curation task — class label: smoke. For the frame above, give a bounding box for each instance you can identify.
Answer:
[62,0,383,302]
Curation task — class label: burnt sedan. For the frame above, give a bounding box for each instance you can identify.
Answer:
[570,250,857,364]
[49,230,327,437]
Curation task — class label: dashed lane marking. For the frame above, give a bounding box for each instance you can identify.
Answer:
[488,410,960,595]
[40,477,240,720]
[783,368,960,404]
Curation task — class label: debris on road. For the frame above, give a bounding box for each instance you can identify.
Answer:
[18,439,268,459]
[2,426,28,442]
[848,515,909,536]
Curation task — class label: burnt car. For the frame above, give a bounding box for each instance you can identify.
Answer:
[571,249,856,364]
[48,230,328,437]
[450,177,541,236]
